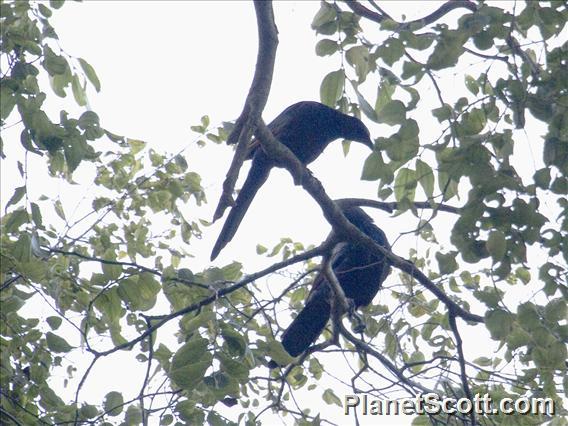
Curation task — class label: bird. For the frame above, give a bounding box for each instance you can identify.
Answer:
[271,205,391,364]
[210,101,374,261]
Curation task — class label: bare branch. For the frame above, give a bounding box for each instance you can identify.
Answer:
[344,0,477,28]
[334,197,461,215]
[449,314,477,426]
[213,1,279,222]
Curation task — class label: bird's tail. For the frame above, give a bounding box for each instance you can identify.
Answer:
[210,162,270,261]
[281,297,330,358]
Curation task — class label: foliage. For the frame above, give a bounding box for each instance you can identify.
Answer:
[1,1,566,425]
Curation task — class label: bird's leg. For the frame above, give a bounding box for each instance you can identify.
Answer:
[347,300,366,334]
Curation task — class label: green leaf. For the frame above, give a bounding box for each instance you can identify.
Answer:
[4,208,30,233]
[219,353,249,383]
[78,111,100,128]
[377,38,404,66]
[49,73,69,98]
[412,415,431,426]
[54,199,66,220]
[533,168,551,189]
[346,46,370,82]
[377,100,406,125]
[515,267,531,284]
[544,298,567,322]
[459,109,486,135]
[103,391,124,416]
[221,324,247,357]
[265,340,294,366]
[43,46,69,75]
[170,337,212,389]
[311,2,336,30]
[39,385,65,410]
[465,75,479,95]
[533,341,567,369]
[12,233,32,262]
[408,351,425,373]
[485,309,514,340]
[63,137,88,172]
[80,404,98,419]
[38,3,52,17]
[375,82,395,114]
[394,167,416,202]
[432,104,452,122]
[2,296,25,313]
[0,86,16,120]
[361,151,386,181]
[46,331,74,353]
[320,70,344,107]
[350,81,377,122]
[46,316,62,330]
[181,310,215,335]
[5,186,26,209]
[436,251,459,275]
[49,0,64,9]
[427,29,466,70]
[322,389,342,406]
[473,356,492,367]
[486,230,506,262]
[71,74,87,106]
[78,58,101,92]
[401,61,423,81]
[127,138,146,155]
[415,159,434,197]
[30,202,43,228]
[315,39,338,56]
[118,273,160,311]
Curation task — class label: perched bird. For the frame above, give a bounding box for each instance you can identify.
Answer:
[210,101,374,261]
[273,205,391,363]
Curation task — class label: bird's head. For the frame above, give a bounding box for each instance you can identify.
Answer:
[341,115,374,150]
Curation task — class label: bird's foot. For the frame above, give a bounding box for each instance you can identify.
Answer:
[347,300,366,333]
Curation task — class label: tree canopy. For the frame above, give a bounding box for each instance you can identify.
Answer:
[1,1,566,425]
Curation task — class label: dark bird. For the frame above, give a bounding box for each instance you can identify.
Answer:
[210,101,374,261]
[273,205,391,364]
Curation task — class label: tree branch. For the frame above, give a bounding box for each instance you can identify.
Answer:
[212,1,279,222]
[338,321,433,394]
[449,313,477,426]
[254,121,484,324]
[344,0,477,28]
[334,197,461,215]
[92,242,331,356]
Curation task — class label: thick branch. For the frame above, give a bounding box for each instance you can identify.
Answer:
[254,121,484,324]
[213,1,278,222]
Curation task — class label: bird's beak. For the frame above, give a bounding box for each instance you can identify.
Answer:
[360,137,374,150]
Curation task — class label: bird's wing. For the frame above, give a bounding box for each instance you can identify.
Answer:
[245,102,313,159]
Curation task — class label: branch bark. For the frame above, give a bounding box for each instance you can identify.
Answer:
[212,1,279,222]
[254,121,484,324]
[334,197,461,215]
[344,0,477,28]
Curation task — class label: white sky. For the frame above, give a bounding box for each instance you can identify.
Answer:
[2,1,558,425]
